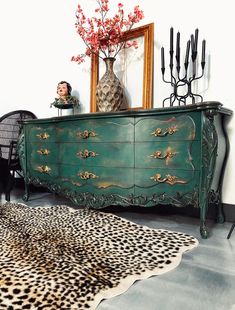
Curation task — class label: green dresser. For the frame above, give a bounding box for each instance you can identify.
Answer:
[18,101,232,238]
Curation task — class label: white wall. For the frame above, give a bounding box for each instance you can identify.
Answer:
[0,0,234,204]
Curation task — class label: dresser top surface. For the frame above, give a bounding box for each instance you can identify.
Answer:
[24,101,233,125]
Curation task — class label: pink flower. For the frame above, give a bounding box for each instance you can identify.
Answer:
[71,0,144,64]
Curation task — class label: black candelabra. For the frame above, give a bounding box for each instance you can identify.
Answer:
[161,27,206,106]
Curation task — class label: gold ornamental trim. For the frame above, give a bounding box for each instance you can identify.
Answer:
[150,150,176,160]
[37,149,50,155]
[78,171,98,180]
[77,149,99,159]
[150,173,187,185]
[36,133,50,140]
[77,130,97,139]
[37,165,51,174]
[151,126,178,137]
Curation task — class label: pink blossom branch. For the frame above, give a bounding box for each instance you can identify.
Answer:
[71,0,144,64]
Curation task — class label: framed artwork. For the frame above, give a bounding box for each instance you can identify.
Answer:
[90,23,154,112]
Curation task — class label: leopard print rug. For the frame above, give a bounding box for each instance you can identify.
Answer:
[0,203,198,309]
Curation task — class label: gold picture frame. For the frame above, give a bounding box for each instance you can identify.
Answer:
[90,23,154,112]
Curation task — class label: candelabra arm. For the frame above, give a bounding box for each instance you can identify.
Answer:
[169,67,177,85]
[163,93,176,107]
[189,68,205,83]
[162,70,176,85]
[189,93,203,103]
[162,75,174,85]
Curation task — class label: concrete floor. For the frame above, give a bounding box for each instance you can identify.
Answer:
[1,188,235,310]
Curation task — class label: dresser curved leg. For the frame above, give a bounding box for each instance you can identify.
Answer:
[200,201,209,239]
[209,190,225,223]
[200,222,208,239]
[216,201,225,223]
[23,183,29,201]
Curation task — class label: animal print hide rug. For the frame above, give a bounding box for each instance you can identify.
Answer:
[0,203,198,310]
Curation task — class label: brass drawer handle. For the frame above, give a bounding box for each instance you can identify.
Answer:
[36,133,50,140]
[77,149,99,159]
[151,126,178,137]
[77,130,97,139]
[150,173,187,185]
[37,165,51,174]
[78,171,98,180]
[37,149,50,155]
[150,150,176,160]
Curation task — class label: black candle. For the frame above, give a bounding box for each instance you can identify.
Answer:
[169,27,174,67]
[161,47,165,70]
[176,32,180,58]
[202,39,206,63]
[191,34,195,54]
[170,27,174,52]
[185,40,190,65]
[191,34,196,62]
[176,32,180,55]
[194,28,199,52]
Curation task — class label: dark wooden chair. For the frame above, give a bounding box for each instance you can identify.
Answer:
[0,110,37,201]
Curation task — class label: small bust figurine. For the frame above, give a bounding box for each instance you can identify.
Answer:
[51,81,79,108]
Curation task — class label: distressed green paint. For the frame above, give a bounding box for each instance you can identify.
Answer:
[135,141,200,170]
[59,142,134,167]
[57,117,134,143]
[18,102,233,238]
[27,142,58,164]
[135,113,198,141]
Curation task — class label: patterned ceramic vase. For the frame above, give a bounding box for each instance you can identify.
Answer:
[96,57,123,112]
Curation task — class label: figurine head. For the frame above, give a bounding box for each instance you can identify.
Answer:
[57,81,72,98]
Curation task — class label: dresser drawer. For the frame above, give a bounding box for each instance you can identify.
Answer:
[26,125,57,142]
[59,142,134,167]
[59,165,134,193]
[57,118,134,142]
[134,168,199,196]
[135,114,199,142]
[135,141,200,170]
[26,162,59,181]
[26,142,58,164]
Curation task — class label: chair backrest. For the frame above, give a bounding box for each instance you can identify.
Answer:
[0,110,37,160]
